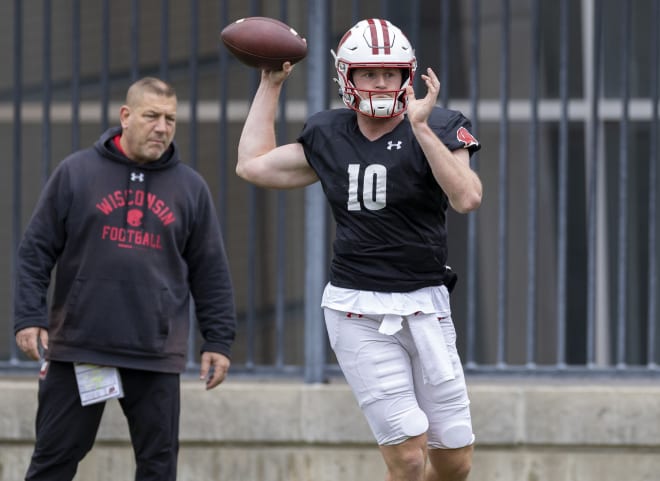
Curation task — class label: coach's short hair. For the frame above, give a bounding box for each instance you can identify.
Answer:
[126,77,176,105]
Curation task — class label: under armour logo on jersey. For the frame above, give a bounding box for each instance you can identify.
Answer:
[387,141,402,150]
[130,172,144,182]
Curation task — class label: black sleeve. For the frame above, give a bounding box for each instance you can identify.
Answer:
[429,108,482,156]
[183,180,236,358]
[14,163,70,334]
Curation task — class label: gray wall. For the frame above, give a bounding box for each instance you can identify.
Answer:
[1,377,659,481]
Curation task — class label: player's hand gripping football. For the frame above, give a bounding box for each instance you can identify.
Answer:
[405,67,441,125]
[261,60,295,85]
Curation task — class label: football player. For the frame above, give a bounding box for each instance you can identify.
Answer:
[237,18,482,481]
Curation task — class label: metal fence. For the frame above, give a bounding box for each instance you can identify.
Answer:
[1,0,659,381]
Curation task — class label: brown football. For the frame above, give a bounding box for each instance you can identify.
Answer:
[220,17,307,71]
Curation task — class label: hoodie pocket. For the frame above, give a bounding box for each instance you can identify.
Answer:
[65,277,170,353]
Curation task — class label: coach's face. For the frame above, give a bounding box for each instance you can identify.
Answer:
[119,92,177,163]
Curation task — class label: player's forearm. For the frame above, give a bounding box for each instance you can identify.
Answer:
[239,81,281,153]
[412,122,482,213]
[236,88,280,181]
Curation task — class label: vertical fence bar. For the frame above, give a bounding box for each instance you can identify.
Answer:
[556,0,570,368]
[274,0,290,369]
[189,0,199,171]
[304,0,329,383]
[160,0,170,81]
[274,163,287,363]
[648,0,659,368]
[616,0,631,369]
[130,0,139,81]
[244,0,261,371]
[42,0,52,183]
[465,0,481,368]
[217,0,229,232]
[351,0,359,22]
[406,0,418,49]
[440,0,450,107]
[380,0,388,19]
[586,0,602,368]
[9,0,23,364]
[245,190,257,371]
[186,0,200,368]
[526,0,540,368]
[410,0,420,67]
[71,0,81,151]
[101,0,110,131]
[213,0,230,372]
[496,0,510,368]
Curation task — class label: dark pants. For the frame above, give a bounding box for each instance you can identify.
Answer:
[25,361,181,481]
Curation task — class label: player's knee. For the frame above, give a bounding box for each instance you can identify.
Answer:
[439,422,474,449]
[428,446,473,481]
[400,407,429,438]
[454,454,473,479]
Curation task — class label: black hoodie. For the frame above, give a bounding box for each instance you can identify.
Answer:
[14,126,236,373]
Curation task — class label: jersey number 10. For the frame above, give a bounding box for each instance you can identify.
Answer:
[347,163,387,211]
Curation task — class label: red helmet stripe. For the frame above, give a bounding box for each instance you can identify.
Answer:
[367,19,379,55]
[379,19,391,55]
[366,19,393,55]
[337,30,352,49]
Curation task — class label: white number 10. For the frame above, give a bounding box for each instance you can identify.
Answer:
[347,163,387,211]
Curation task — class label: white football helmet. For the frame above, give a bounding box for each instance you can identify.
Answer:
[331,19,417,118]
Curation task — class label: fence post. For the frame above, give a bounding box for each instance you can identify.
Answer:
[304,0,330,383]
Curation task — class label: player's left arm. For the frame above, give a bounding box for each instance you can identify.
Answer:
[406,68,482,214]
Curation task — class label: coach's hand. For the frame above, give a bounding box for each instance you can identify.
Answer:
[15,327,49,361]
[200,351,231,390]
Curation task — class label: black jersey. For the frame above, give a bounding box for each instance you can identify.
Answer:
[298,106,480,293]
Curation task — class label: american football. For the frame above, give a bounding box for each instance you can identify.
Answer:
[220,17,307,71]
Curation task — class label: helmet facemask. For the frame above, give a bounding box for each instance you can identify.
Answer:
[332,19,417,118]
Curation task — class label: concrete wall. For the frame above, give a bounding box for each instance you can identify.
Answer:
[1,377,659,481]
